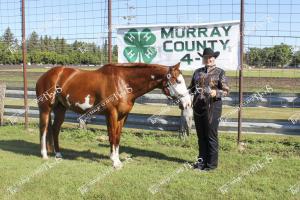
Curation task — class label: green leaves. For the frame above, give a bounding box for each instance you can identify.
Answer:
[123,28,157,63]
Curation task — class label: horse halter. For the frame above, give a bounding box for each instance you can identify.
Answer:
[162,71,186,100]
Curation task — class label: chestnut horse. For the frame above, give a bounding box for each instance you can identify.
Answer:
[36,63,191,168]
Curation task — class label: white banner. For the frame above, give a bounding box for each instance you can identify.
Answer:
[116,21,240,70]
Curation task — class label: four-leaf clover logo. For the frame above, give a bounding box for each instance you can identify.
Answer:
[123,28,157,64]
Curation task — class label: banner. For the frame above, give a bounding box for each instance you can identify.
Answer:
[116,21,240,70]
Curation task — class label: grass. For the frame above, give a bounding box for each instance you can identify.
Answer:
[0,124,299,200]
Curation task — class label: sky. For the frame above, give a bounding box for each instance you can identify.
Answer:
[0,0,300,50]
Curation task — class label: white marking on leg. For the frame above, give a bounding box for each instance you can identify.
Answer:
[41,130,48,159]
[110,145,122,169]
[110,144,115,160]
[75,95,93,110]
[116,145,119,157]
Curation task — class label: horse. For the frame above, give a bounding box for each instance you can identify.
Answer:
[180,105,193,137]
[35,62,192,168]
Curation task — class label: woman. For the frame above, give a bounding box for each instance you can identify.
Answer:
[188,48,229,171]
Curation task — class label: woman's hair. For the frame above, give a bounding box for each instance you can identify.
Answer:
[202,57,208,65]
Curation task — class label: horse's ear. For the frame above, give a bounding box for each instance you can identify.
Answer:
[173,62,180,70]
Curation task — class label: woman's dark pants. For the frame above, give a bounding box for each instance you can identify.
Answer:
[193,100,222,169]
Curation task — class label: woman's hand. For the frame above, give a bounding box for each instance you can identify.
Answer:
[210,89,217,97]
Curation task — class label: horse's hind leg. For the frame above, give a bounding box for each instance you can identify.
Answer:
[52,103,66,158]
[106,111,128,169]
[47,113,54,153]
[39,107,51,159]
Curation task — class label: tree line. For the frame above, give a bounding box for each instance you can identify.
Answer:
[246,43,299,68]
[1,27,300,67]
[0,27,117,65]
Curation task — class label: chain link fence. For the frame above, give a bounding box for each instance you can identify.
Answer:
[0,0,299,131]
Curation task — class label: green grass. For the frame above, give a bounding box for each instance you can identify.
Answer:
[0,124,299,200]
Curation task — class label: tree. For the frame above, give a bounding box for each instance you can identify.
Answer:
[54,37,60,52]
[271,43,292,67]
[246,43,293,68]
[0,27,107,65]
[43,35,50,51]
[60,38,67,54]
[247,48,263,67]
[40,36,45,51]
[291,51,300,67]
[112,45,118,62]
[29,51,42,64]
[72,40,80,51]
[27,31,39,53]
[261,47,275,67]
[0,28,21,64]
[2,27,15,46]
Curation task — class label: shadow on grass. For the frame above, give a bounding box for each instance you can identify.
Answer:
[98,143,187,164]
[0,140,109,162]
[0,140,187,164]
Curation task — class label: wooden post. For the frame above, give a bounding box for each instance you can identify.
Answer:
[108,0,112,63]
[22,0,29,129]
[0,82,6,126]
[238,0,244,145]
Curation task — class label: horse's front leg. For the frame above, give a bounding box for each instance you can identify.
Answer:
[106,111,125,169]
[110,143,122,169]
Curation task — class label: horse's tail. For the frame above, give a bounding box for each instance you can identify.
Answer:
[35,66,65,102]
[35,66,65,155]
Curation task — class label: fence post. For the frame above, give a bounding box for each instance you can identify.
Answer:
[237,0,244,146]
[108,0,112,63]
[22,0,29,129]
[0,82,6,126]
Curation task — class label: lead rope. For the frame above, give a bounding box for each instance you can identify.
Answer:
[206,69,214,124]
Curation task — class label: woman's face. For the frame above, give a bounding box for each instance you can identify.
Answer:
[202,56,215,67]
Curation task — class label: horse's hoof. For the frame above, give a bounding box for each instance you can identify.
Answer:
[41,150,48,160]
[113,162,123,170]
[42,156,49,160]
[55,152,63,159]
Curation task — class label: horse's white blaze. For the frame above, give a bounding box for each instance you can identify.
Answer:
[66,94,71,106]
[174,74,192,108]
[151,75,155,80]
[75,95,93,110]
[41,130,48,159]
[110,145,122,169]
